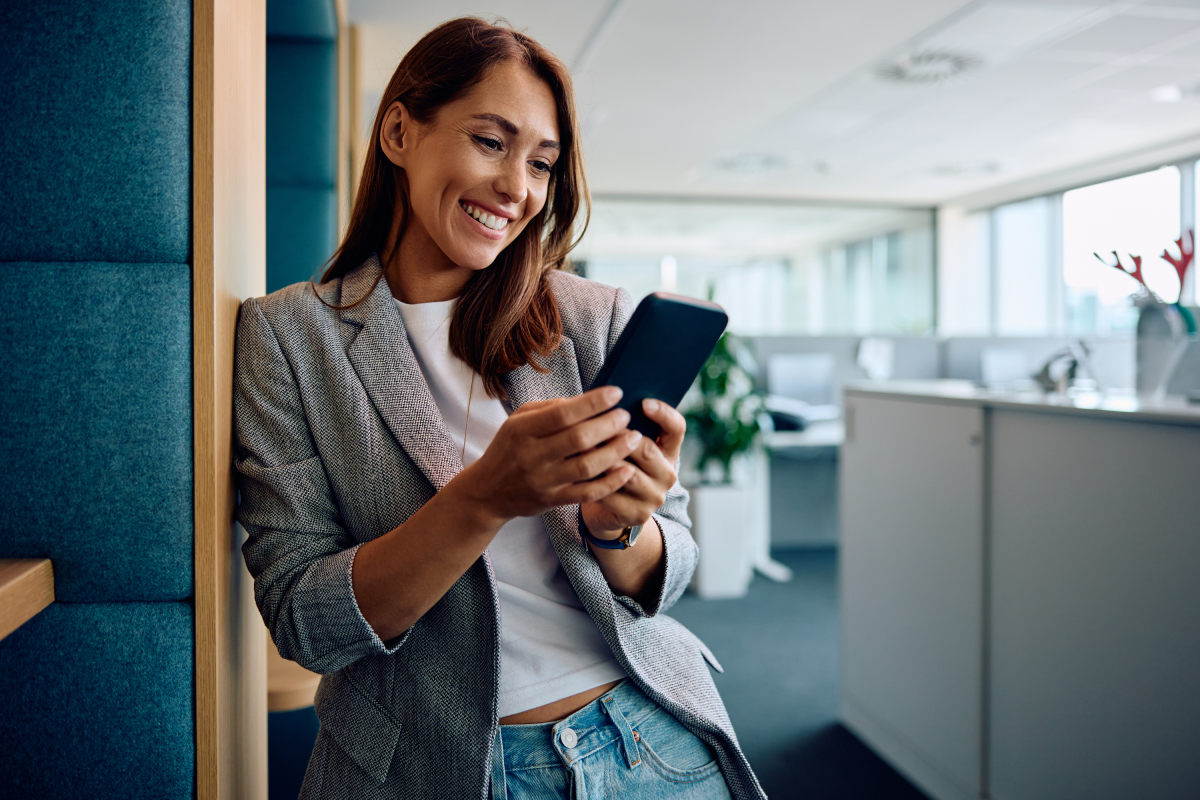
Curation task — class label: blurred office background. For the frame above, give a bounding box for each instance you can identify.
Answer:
[347,3,1200,799]
[3,1,1198,799]
[260,0,1200,797]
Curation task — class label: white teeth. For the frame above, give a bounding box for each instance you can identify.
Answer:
[462,203,507,230]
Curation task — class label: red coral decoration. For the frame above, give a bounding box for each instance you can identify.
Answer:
[1094,250,1155,297]
[1161,229,1194,291]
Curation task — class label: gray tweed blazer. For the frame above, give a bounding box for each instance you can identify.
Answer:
[234,256,765,800]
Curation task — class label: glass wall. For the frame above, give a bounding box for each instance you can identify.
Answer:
[577,199,935,336]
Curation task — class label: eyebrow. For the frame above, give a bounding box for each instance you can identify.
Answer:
[472,113,561,151]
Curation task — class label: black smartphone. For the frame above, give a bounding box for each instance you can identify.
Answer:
[592,292,729,439]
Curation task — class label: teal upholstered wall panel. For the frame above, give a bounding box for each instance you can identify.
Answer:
[0,602,194,798]
[266,13,338,294]
[0,0,191,264]
[267,187,338,292]
[267,41,337,188]
[0,262,193,603]
[268,0,336,40]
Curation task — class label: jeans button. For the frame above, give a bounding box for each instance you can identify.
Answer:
[559,727,578,749]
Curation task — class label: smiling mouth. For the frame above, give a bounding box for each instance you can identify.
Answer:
[460,202,510,232]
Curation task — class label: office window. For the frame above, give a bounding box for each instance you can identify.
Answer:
[1062,166,1181,336]
[580,199,935,336]
[992,196,1061,336]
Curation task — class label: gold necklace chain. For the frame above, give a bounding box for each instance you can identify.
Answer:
[461,371,475,465]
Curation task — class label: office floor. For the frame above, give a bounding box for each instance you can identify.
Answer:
[669,549,930,800]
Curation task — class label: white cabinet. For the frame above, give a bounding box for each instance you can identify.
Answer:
[840,384,1200,800]
[989,410,1200,800]
[840,395,984,800]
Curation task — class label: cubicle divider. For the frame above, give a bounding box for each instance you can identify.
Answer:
[746,333,1150,550]
[0,0,267,797]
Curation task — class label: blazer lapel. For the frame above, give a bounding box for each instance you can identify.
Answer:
[502,336,583,410]
[340,257,463,492]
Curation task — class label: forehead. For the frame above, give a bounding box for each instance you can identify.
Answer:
[446,61,560,142]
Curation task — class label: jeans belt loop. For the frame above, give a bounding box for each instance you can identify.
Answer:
[490,727,507,800]
[602,694,642,769]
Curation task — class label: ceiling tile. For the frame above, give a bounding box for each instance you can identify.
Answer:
[1046,13,1197,54]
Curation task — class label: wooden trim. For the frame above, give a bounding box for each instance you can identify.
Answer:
[0,559,54,642]
[336,0,351,237]
[194,1,268,798]
[348,23,363,206]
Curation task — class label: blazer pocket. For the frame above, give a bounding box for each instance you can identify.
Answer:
[313,669,402,785]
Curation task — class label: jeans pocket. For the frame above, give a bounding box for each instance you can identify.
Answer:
[635,709,721,783]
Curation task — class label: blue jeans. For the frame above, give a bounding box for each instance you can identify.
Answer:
[491,680,733,799]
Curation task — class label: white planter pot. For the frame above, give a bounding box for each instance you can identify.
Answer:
[688,483,753,599]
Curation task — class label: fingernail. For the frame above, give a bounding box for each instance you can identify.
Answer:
[605,386,623,403]
[627,430,643,445]
[643,399,659,413]
[617,409,631,424]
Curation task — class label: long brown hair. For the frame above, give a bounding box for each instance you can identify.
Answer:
[320,17,588,398]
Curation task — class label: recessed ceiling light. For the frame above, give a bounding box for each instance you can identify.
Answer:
[711,153,788,175]
[877,51,980,84]
[931,160,1002,177]
[1151,84,1200,103]
[1153,85,1184,103]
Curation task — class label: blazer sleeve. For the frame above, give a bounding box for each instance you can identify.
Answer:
[234,298,408,675]
[602,287,698,619]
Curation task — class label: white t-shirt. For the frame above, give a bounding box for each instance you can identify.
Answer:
[395,297,626,717]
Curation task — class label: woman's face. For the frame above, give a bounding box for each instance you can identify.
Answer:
[381,62,562,275]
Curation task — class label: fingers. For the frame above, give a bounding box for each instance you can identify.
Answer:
[541,407,632,461]
[642,399,686,462]
[622,434,675,488]
[511,386,624,437]
[508,398,560,416]
[562,429,642,483]
[556,463,635,505]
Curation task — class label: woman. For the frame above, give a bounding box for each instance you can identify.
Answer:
[235,17,763,800]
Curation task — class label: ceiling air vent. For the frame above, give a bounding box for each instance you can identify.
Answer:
[877,51,980,84]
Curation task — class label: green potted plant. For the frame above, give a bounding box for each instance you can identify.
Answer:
[683,333,764,483]
[680,333,767,598]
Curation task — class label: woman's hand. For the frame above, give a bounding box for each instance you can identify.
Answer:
[455,385,643,526]
[580,398,685,539]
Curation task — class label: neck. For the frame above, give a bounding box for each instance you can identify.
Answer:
[382,211,474,304]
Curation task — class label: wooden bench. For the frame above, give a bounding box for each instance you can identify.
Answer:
[0,559,54,642]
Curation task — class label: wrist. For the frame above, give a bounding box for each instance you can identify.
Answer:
[445,467,510,534]
[579,508,646,550]
[578,506,623,540]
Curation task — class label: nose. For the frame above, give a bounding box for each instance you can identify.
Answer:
[493,153,528,207]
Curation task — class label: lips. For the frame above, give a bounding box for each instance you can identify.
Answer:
[460,202,509,231]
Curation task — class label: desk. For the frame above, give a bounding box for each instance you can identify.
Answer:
[268,638,321,712]
[763,420,845,451]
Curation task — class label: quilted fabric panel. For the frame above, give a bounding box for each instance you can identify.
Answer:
[0,0,191,263]
[0,262,193,602]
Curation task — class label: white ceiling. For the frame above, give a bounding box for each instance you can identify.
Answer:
[348,0,1200,206]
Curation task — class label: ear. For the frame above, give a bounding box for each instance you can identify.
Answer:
[379,101,415,168]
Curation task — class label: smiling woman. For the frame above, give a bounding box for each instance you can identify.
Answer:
[233,17,762,800]
[320,20,584,398]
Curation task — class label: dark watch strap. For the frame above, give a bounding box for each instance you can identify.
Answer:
[583,527,631,549]
[578,509,635,550]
